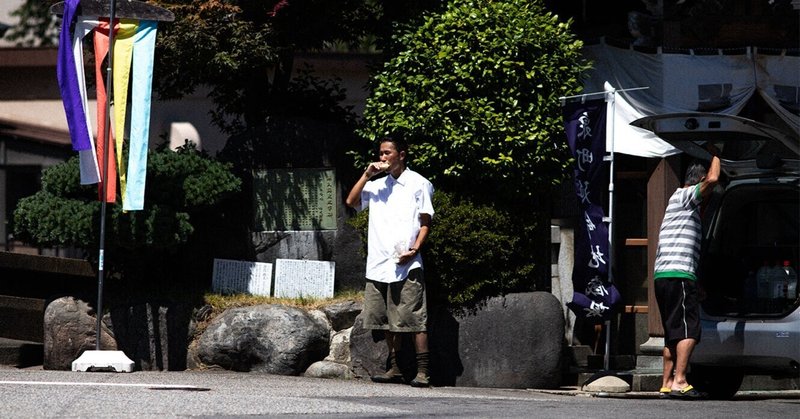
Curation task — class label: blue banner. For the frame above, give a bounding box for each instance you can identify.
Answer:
[563,99,621,323]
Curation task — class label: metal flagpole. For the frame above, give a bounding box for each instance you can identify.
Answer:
[95,0,117,353]
[71,0,135,372]
[602,85,648,371]
[52,0,174,372]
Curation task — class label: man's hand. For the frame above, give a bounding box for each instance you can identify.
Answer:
[396,248,418,265]
[705,142,721,158]
[365,161,390,178]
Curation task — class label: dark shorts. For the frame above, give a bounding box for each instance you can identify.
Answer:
[655,277,701,345]
[362,268,427,333]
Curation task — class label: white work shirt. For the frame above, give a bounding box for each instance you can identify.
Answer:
[359,168,434,283]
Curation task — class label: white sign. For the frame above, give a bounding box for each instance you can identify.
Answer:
[274,259,335,299]
[212,259,273,296]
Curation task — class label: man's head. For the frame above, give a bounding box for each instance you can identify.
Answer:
[684,160,708,186]
[378,136,408,172]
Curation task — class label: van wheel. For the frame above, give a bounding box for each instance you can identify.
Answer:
[689,365,744,400]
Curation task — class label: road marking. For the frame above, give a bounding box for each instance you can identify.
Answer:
[0,381,209,391]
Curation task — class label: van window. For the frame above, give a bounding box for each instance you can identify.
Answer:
[701,184,799,317]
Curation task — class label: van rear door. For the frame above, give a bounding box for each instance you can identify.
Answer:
[631,113,799,177]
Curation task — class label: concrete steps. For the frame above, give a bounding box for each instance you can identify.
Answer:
[0,337,43,368]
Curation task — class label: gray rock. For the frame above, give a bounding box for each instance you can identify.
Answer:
[330,292,565,389]
[304,360,354,379]
[324,327,351,364]
[348,315,389,380]
[320,300,362,331]
[308,309,333,333]
[454,292,564,389]
[43,296,117,370]
[195,304,330,374]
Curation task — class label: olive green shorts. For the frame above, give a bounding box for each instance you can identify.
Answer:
[362,268,427,332]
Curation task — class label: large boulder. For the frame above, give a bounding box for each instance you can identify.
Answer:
[348,291,564,389]
[194,304,329,374]
[348,315,391,380]
[454,292,564,389]
[43,296,117,370]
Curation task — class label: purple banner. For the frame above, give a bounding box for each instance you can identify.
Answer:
[56,0,92,151]
[563,98,621,323]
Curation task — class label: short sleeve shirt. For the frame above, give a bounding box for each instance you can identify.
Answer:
[654,184,703,281]
[359,168,434,283]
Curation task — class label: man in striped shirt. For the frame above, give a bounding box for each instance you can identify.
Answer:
[654,146,720,399]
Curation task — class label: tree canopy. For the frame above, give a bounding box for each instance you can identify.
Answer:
[359,0,590,206]
[5,0,443,135]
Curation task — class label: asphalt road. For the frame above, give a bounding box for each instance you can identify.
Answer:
[0,367,799,418]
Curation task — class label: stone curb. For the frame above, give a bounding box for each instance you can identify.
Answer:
[527,387,800,400]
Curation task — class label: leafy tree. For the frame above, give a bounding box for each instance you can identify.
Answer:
[353,0,591,297]
[358,0,590,205]
[13,144,241,284]
[3,0,59,47]
[151,0,447,135]
[5,0,442,134]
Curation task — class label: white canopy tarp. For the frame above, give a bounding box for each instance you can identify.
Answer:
[583,42,800,158]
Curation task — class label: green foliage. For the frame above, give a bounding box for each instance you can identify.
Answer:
[3,0,59,47]
[348,191,536,309]
[358,0,590,205]
[13,190,98,248]
[151,0,396,134]
[13,145,241,278]
[425,191,536,307]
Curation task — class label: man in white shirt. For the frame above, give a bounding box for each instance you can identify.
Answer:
[346,136,434,387]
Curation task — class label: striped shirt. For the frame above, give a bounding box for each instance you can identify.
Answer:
[654,184,703,281]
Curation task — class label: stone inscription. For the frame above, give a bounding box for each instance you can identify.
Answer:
[212,259,273,296]
[253,168,337,231]
[274,259,335,299]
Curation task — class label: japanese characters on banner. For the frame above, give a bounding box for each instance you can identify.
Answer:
[563,98,621,323]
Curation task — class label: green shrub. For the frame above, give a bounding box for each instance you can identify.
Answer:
[13,144,242,283]
[357,0,589,204]
[349,190,536,309]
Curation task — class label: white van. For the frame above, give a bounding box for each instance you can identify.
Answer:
[633,113,800,399]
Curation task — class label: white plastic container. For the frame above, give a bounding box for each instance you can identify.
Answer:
[781,260,797,300]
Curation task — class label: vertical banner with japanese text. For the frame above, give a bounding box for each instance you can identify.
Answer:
[563,98,621,323]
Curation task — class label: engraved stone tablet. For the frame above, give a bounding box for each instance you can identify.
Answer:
[274,259,335,299]
[212,259,273,296]
[252,168,337,231]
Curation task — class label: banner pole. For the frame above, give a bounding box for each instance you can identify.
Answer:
[603,88,617,372]
[95,0,117,352]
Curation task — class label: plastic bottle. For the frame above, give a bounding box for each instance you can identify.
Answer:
[756,260,770,299]
[769,260,784,299]
[744,269,757,311]
[744,269,756,297]
[781,260,797,300]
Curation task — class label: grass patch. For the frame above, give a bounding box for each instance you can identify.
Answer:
[203,289,363,313]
